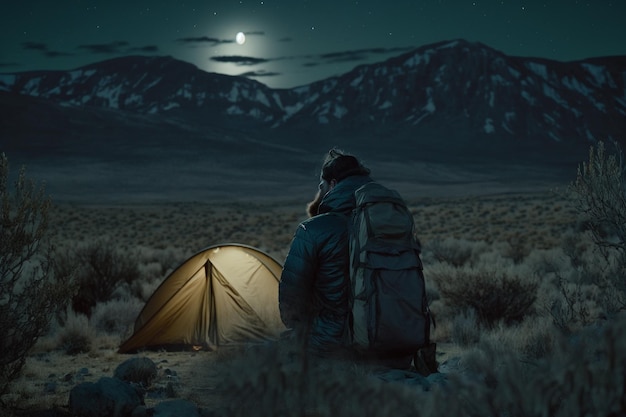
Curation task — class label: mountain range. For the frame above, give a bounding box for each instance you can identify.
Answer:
[1,39,625,201]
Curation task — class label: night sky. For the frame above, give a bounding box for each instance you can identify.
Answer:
[1,1,625,89]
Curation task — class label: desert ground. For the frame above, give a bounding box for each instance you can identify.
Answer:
[4,181,588,413]
[5,148,626,417]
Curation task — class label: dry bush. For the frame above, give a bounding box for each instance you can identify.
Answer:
[547,272,599,334]
[55,239,140,316]
[528,241,613,333]
[450,309,481,346]
[424,237,488,267]
[0,154,74,398]
[571,141,626,255]
[89,297,143,339]
[478,315,557,360]
[525,246,575,277]
[130,276,163,302]
[430,263,538,326]
[137,260,167,281]
[55,310,94,355]
[570,141,626,311]
[441,315,626,417]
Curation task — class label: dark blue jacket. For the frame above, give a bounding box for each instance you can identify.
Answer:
[279,174,373,355]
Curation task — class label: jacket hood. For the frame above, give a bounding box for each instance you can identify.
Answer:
[318,175,373,215]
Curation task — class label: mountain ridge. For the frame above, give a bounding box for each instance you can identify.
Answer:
[1,39,625,201]
[1,39,624,149]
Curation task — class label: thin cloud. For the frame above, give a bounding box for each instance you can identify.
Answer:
[243,31,265,36]
[320,51,369,63]
[211,55,270,65]
[176,36,233,46]
[21,42,74,58]
[238,70,281,78]
[22,42,47,51]
[77,41,130,54]
[319,47,413,64]
[20,40,157,59]
[44,50,74,58]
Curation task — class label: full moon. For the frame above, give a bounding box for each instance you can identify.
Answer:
[236,32,246,45]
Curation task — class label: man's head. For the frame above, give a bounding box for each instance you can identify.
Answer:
[306,148,369,217]
[320,148,370,185]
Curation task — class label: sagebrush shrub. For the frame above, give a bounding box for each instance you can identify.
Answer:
[55,239,140,316]
[571,141,626,255]
[0,154,74,396]
[425,237,488,267]
[431,263,538,326]
[450,309,481,346]
[478,316,557,360]
[56,311,94,355]
[90,297,143,338]
[570,141,626,311]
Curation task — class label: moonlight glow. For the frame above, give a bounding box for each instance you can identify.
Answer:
[236,32,246,45]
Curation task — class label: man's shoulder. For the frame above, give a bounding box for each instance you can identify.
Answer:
[299,212,346,232]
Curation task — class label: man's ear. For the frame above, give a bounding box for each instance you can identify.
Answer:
[329,179,338,189]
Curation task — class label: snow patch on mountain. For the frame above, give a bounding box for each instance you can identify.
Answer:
[424,96,436,113]
[437,40,461,50]
[561,76,591,97]
[125,94,143,107]
[144,76,162,91]
[379,100,392,110]
[315,100,348,124]
[409,92,437,126]
[404,49,432,68]
[521,91,536,105]
[255,89,270,108]
[527,62,548,80]
[548,131,561,142]
[23,78,42,96]
[178,84,193,100]
[97,83,123,108]
[163,102,180,111]
[484,118,495,134]
[272,92,284,109]
[0,74,16,90]
[508,67,521,79]
[502,112,516,134]
[542,83,568,108]
[350,75,363,88]
[581,63,614,87]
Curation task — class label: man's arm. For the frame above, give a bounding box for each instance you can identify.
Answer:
[279,223,317,329]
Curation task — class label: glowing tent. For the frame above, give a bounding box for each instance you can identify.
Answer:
[119,244,286,353]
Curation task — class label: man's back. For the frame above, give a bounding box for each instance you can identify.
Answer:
[279,173,372,355]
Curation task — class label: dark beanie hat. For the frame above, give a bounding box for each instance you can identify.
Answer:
[321,148,370,182]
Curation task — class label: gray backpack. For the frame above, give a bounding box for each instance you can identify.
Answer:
[349,182,432,357]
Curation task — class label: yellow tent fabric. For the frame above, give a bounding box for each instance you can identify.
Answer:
[118,244,286,353]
